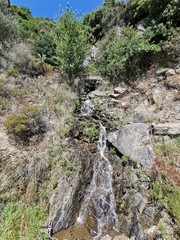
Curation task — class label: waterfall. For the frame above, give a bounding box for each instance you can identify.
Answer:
[76,123,119,239]
[80,99,94,116]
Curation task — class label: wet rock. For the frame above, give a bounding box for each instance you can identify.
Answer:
[107,124,155,168]
[152,123,180,136]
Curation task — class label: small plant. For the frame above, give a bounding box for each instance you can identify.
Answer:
[7,67,20,77]
[4,105,45,144]
[152,180,180,224]
[81,121,99,142]
[121,155,137,167]
[0,96,10,112]
[10,87,27,99]
[110,147,116,155]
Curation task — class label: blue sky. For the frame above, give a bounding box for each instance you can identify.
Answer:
[11,0,104,18]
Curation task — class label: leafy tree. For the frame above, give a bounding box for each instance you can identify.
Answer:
[55,6,89,82]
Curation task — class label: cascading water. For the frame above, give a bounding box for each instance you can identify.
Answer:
[80,99,94,116]
[76,123,119,239]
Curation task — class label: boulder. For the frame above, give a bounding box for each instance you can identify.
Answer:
[152,123,180,136]
[155,68,168,77]
[114,87,127,97]
[107,124,155,168]
[164,74,180,90]
[166,69,176,76]
[49,172,80,233]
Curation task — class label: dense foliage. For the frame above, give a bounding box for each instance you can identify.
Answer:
[4,106,45,144]
[98,27,160,82]
[55,7,89,81]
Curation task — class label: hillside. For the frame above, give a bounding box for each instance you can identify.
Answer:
[0,0,180,240]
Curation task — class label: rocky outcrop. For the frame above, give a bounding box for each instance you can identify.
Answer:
[108,123,155,168]
[49,171,80,233]
[152,123,180,136]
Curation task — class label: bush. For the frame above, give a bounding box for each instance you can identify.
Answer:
[4,106,46,144]
[98,27,160,83]
[34,33,57,65]
[0,12,20,45]
[56,6,89,82]
[7,42,34,72]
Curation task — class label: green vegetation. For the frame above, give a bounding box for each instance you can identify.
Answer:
[98,27,160,82]
[55,6,89,81]
[153,180,180,224]
[34,33,57,65]
[4,106,45,144]
[0,202,47,240]
[80,121,99,142]
[0,12,20,46]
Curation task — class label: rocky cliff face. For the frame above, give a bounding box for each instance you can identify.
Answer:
[0,65,179,240]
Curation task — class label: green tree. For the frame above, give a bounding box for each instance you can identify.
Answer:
[55,6,89,83]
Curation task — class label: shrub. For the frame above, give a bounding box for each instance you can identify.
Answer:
[7,67,20,77]
[7,42,34,74]
[98,27,160,83]
[34,33,57,65]
[0,12,20,44]
[4,106,46,144]
[56,6,89,82]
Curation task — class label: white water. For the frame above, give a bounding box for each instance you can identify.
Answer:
[76,123,119,239]
[80,99,94,116]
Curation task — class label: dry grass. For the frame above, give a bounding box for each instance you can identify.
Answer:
[153,138,180,186]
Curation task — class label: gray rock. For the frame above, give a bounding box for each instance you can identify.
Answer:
[142,206,155,224]
[166,69,176,76]
[155,68,169,77]
[164,74,180,90]
[114,87,127,97]
[130,218,146,240]
[152,123,180,135]
[107,124,155,168]
[175,68,180,74]
[49,172,80,233]
[152,87,164,104]
[133,192,147,214]
[137,24,145,34]
[88,90,108,99]
[113,235,130,240]
[110,93,122,99]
